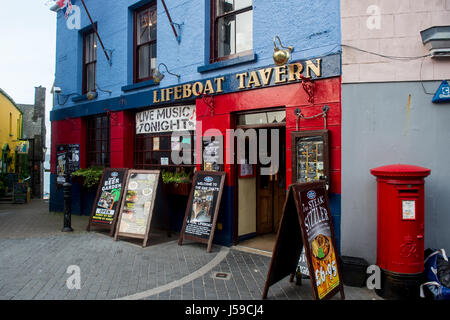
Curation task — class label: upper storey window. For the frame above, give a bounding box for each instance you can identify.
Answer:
[83,30,97,94]
[211,0,253,62]
[134,3,157,83]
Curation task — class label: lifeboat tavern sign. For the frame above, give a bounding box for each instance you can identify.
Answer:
[50,53,341,122]
[150,53,340,105]
[136,105,196,134]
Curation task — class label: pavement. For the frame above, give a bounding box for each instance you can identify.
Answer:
[0,199,381,300]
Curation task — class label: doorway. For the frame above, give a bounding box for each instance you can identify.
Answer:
[235,110,286,253]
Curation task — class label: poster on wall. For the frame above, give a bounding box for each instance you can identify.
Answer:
[178,171,226,253]
[67,144,80,174]
[87,168,128,236]
[56,144,80,186]
[114,170,161,247]
[56,145,67,185]
[203,139,222,172]
[262,182,344,300]
[136,105,196,134]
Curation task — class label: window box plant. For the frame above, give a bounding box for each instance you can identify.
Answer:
[70,166,104,190]
[162,170,192,196]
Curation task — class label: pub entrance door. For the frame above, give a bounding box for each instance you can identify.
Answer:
[235,109,286,253]
[256,127,286,236]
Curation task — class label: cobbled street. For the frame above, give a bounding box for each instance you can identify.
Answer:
[0,200,380,300]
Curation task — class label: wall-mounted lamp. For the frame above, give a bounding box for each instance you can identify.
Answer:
[273,36,294,66]
[86,91,98,100]
[153,63,180,84]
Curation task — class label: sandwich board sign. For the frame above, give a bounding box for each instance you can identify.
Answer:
[114,170,161,247]
[87,168,128,236]
[178,171,226,253]
[263,181,345,300]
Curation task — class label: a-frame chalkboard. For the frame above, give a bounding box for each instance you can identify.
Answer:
[114,170,161,248]
[263,181,345,300]
[87,168,128,236]
[178,171,226,253]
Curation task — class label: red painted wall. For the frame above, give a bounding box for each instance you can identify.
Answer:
[110,110,135,169]
[51,118,86,174]
[52,110,135,174]
[195,77,342,193]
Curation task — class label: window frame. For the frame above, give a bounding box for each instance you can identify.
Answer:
[82,29,97,94]
[210,0,253,63]
[133,2,157,84]
[86,114,111,168]
[134,131,196,170]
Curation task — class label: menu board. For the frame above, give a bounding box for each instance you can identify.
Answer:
[114,170,161,247]
[297,183,342,299]
[87,168,128,236]
[263,182,344,300]
[178,171,226,253]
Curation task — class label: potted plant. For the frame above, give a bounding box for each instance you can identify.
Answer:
[71,166,104,190]
[162,170,192,196]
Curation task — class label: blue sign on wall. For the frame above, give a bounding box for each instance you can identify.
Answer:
[432,80,450,103]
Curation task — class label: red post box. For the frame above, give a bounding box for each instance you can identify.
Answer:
[370,164,431,300]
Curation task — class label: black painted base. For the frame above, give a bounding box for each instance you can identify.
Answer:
[62,227,74,232]
[375,269,425,300]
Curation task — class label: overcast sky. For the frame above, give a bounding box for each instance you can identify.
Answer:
[0,1,56,152]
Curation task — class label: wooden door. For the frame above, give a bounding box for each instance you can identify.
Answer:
[273,128,286,233]
[257,171,274,234]
[273,174,286,233]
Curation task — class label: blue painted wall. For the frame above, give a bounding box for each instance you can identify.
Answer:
[54,0,341,112]
[52,0,342,247]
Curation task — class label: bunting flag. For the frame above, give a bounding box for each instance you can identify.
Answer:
[57,0,73,19]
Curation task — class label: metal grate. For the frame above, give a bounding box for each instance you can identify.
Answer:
[211,272,232,280]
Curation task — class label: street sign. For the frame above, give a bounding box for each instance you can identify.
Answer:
[432,80,450,103]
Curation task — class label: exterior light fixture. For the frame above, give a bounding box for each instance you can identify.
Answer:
[153,63,180,84]
[86,91,98,100]
[273,36,294,66]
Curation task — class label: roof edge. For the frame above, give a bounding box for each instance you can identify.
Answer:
[0,88,23,115]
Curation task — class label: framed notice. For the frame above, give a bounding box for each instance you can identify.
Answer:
[263,181,344,300]
[178,171,226,253]
[87,168,128,236]
[238,163,255,178]
[202,139,223,172]
[114,170,161,247]
[291,130,329,185]
[402,200,416,220]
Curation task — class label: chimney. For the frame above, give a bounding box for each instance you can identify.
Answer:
[34,86,46,121]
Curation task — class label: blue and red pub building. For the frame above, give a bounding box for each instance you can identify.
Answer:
[50,0,342,249]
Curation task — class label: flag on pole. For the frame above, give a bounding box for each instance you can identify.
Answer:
[57,0,73,19]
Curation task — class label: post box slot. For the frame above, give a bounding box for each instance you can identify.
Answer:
[398,189,419,194]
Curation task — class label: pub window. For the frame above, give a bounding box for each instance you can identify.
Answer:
[83,29,97,94]
[134,132,196,170]
[134,3,157,83]
[86,114,110,167]
[211,0,253,62]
